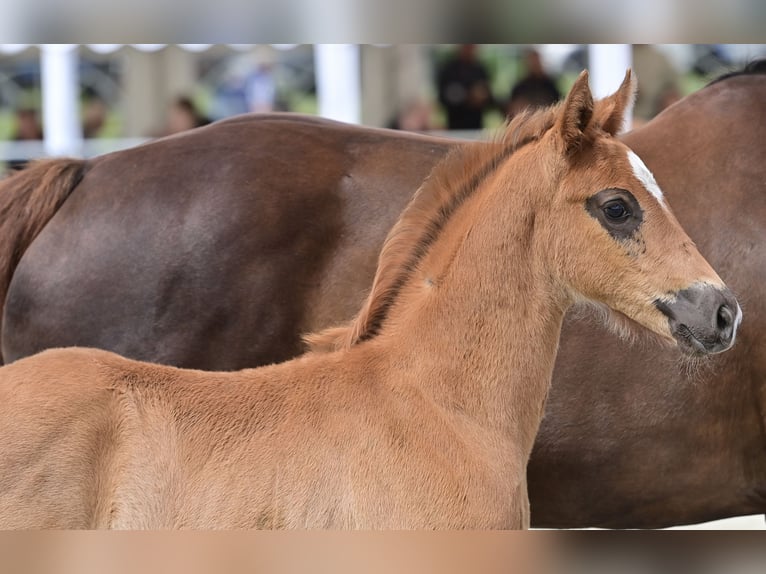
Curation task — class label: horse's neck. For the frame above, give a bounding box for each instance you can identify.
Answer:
[377,177,568,455]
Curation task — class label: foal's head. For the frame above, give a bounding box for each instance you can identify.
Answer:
[307,70,740,358]
[532,70,740,355]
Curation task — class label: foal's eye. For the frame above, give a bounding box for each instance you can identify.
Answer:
[585,189,642,240]
[603,200,631,222]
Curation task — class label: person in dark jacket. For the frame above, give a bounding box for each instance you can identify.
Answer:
[507,48,561,119]
[437,44,494,130]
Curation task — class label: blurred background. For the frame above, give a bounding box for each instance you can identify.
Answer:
[0,43,764,175]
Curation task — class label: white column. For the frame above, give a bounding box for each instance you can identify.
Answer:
[314,44,361,124]
[40,44,83,157]
[360,45,394,127]
[396,44,432,105]
[163,45,198,101]
[588,44,633,129]
[121,48,166,137]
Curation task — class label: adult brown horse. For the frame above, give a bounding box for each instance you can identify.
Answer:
[0,63,764,528]
[0,73,739,528]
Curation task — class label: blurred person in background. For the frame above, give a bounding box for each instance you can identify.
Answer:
[211,48,283,119]
[245,62,277,113]
[82,92,108,139]
[7,107,43,172]
[632,44,682,125]
[13,107,43,140]
[387,99,439,132]
[506,48,562,119]
[436,44,494,130]
[157,96,210,136]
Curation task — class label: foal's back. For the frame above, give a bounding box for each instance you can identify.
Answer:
[0,347,523,528]
[0,347,336,528]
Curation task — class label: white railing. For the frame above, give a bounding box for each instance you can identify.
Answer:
[0,138,149,163]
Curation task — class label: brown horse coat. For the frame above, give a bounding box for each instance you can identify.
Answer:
[1,116,452,369]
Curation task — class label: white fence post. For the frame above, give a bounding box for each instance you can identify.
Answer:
[588,44,633,130]
[314,44,361,124]
[40,44,83,157]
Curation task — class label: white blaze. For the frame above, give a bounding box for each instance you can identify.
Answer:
[627,150,666,209]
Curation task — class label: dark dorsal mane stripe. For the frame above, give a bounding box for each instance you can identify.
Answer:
[358,131,543,343]
[706,58,766,86]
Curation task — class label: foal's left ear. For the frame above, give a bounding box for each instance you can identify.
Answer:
[557,70,594,156]
[593,69,636,136]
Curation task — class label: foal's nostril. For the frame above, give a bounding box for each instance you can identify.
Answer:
[717,303,734,333]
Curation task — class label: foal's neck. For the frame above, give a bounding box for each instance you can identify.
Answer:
[379,168,568,454]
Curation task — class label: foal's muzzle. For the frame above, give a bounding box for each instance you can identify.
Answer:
[654,284,741,355]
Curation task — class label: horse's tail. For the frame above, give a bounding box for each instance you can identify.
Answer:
[0,159,86,354]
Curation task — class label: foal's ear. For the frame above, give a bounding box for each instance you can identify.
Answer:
[593,69,636,135]
[557,70,594,155]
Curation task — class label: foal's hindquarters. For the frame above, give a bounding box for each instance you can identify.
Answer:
[0,346,533,529]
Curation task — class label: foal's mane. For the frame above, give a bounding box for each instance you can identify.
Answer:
[305,106,560,353]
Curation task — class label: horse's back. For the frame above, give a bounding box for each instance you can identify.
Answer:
[2,114,455,370]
